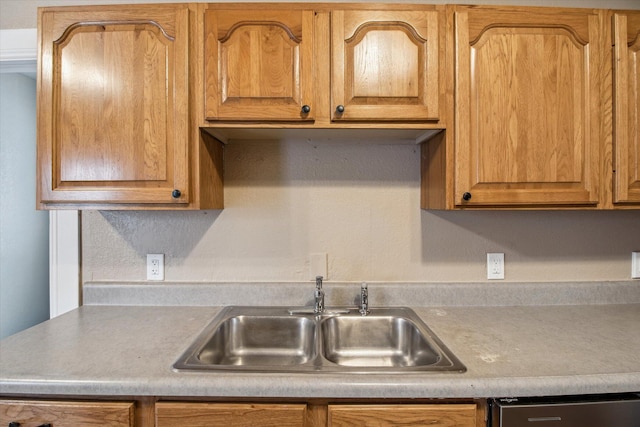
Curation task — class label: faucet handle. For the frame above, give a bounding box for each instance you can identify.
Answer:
[315,275,323,289]
[359,282,370,316]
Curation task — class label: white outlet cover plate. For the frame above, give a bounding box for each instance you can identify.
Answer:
[632,252,640,279]
[487,253,505,280]
[147,254,164,281]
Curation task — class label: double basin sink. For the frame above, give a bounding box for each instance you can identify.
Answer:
[173,306,465,373]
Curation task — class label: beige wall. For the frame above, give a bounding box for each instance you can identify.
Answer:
[82,139,640,283]
[2,0,639,30]
[7,0,640,284]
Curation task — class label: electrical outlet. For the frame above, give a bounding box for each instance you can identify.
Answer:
[147,254,164,281]
[632,252,640,279]
[487,253,505,280]
[310,253,328,280]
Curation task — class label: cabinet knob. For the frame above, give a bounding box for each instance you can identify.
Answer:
[335,105,345,114]
[38,424,52,427]
[172,189,182,199]
[301,105,311,114]
[9,422,21,427]
[462,192,472,201]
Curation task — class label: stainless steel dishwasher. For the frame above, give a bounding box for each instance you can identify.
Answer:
[490,393,640,427]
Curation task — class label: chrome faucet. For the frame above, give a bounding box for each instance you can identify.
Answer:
[359,282,370,316]
[314,275,325,314]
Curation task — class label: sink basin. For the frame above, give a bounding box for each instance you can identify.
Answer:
[197,315,316,366]
[174,307,317,370]
[173,306,465,373]
[320,315,440,368]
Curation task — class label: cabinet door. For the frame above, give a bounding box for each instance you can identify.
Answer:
[0,399,134,426]
[331,9,441,122]
[37,5,190,207]
[328,404,477,427]
[454,6,606,207]
[613,11,640,205]
[204,9,315,121]
[156,402,307,427]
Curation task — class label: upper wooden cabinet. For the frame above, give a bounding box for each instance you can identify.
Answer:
[613,11,640,206]
[204,9,315,121]
[331,9,442,122]
[37,4,223,209]
[38,5,191,207]
[203,5,444,124]
[35,3,638,211]
[451,6,608,208]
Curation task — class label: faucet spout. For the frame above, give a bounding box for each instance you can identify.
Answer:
[314,275,324,314]
[359,282,370,316]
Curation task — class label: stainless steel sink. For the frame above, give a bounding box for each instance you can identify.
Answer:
[197,314,316,366]
[321,315,440,368]
[173,306,465,373]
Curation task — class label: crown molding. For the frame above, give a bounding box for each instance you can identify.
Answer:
[0,28,37,73]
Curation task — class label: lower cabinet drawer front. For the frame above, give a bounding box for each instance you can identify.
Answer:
[328,404,477,427]
[0,399,135,426]
[156,402,308,427]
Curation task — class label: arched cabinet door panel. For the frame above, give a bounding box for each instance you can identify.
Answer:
[204,9,315,122]
[38,5,190,207]
[453,6,606,208]
[331,9,442,122]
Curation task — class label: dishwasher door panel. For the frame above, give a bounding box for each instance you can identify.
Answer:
[491,395,640,427]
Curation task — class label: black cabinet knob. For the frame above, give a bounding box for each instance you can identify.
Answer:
[301,105,311,114]
[38,424,52,427]
[171,189,181,199]
[462,192,472,201]
[9,422,21,427]
[335,105,345,113]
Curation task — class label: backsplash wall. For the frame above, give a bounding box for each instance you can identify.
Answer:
[82,139,640,283]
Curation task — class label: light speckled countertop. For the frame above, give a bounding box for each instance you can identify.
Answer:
[1,282,639,399]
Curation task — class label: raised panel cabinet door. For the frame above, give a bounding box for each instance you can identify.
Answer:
[327,404,477,427]
[0,399,134,426]
[37,5,190,206]
[331,9,442,122]
[613,11,640,205]
[204,9,315,121]
[454,6,606,207]
[156,402,308,427]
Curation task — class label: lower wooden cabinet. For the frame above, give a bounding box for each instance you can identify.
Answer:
[0,399,135,426]
[156,401,481,427]
[1,398,483,427]
[328,404,477,427]
[156,402,308,427]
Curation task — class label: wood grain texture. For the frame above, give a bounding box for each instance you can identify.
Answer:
[156,402,308,427]
[37,5,191,207]
[331,8,442,121]
[202,4,445,125]
[327,404,477,427]
[199,130,225,209]
[0,399,134,426]
[453,6,608,208]
[613,11,640,205]
[204,9,315,121]
[421,131,447,209]
[1,397,486,427]
[134,397,156,427]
